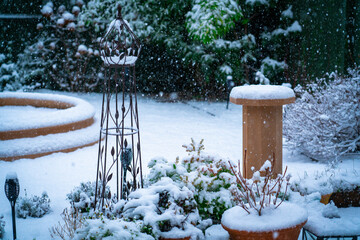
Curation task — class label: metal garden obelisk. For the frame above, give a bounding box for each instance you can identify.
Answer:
[95,5,143,210]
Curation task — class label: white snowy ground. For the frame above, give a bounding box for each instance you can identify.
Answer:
[0,90,359,239]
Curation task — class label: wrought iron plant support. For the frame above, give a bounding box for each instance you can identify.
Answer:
[95,5,143,211]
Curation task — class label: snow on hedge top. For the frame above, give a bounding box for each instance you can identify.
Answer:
[230,85,295,100]
[0,92,95,131]
[222,202,308,232]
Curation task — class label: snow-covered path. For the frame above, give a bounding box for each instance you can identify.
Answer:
[0,90,359,239]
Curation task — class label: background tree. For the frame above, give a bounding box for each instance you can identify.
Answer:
[186,0,302,85]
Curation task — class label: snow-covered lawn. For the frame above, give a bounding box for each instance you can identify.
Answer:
[0,90,359,239]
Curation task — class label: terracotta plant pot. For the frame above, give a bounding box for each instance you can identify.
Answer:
[221,220,306,240]
[330,187,360,207]
[221,202,308,240]
[320,193,333,205]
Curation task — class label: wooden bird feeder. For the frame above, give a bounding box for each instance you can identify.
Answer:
[230,85,295,178]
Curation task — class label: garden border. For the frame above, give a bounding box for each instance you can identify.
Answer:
[0,93,95,140]
[0,92,98,161]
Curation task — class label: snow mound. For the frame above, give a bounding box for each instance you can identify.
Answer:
[222,202,307,232]
[230,85,295,100]
[0,92,95,132]
[305,202,360,237]
[0,92,98,160]
[0,122,99,160]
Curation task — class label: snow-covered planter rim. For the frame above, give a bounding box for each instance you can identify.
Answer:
[221,202,307,232]
[0,92,95,135]
[230,85,295,106]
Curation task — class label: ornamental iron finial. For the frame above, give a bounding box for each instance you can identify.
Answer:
[99,5,141,67]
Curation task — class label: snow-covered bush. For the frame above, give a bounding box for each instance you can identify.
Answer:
[179,139,237,223]
[120,177,204,239]
[70,178,203,239]
[148,139,237,224]
[186,0,302,85]
[67,181,114,214]
[58,140,239,238]
[50,208,85,240]
[0,54,22,91]
[0,214,5,239]
[186,0,242,44]
[229,160,291,216]
[17,1,104,92]
[284,69,360,161]
[78,0,301,97]
[74,218,154,240]
[16,191,51,218]
[291,168,360,196]
[147,157,182,185]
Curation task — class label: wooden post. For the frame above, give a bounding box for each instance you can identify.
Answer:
[230,85,295,178]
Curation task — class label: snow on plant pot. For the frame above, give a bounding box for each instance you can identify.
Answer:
[120,177,203,240]
[221,160,308,240]
[290,168,360,206]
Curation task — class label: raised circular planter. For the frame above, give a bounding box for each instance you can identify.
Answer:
[0,92,95,140]
[230,85,295,178]
[0,92,98,161]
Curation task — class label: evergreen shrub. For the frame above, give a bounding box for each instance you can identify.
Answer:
[16,191,51,218]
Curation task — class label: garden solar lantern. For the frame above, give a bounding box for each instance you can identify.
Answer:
[95,5,143,210]
[4,172,20,240]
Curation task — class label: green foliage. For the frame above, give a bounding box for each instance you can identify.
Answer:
[147,157,182,185]
[147,139,237,224]
[0,57,21,91]
[186,0,242,44]
[16,190,51,218]
[73,218,154,240]
[2,0,302,95]
[140,224,155,238]
[179,139,237,223]
[17,1,105,92]
[67,181,114,214]
[121,177,203,239]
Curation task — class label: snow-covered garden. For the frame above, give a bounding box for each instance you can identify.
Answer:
[1,0,360,239]
[0,86,359,239]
